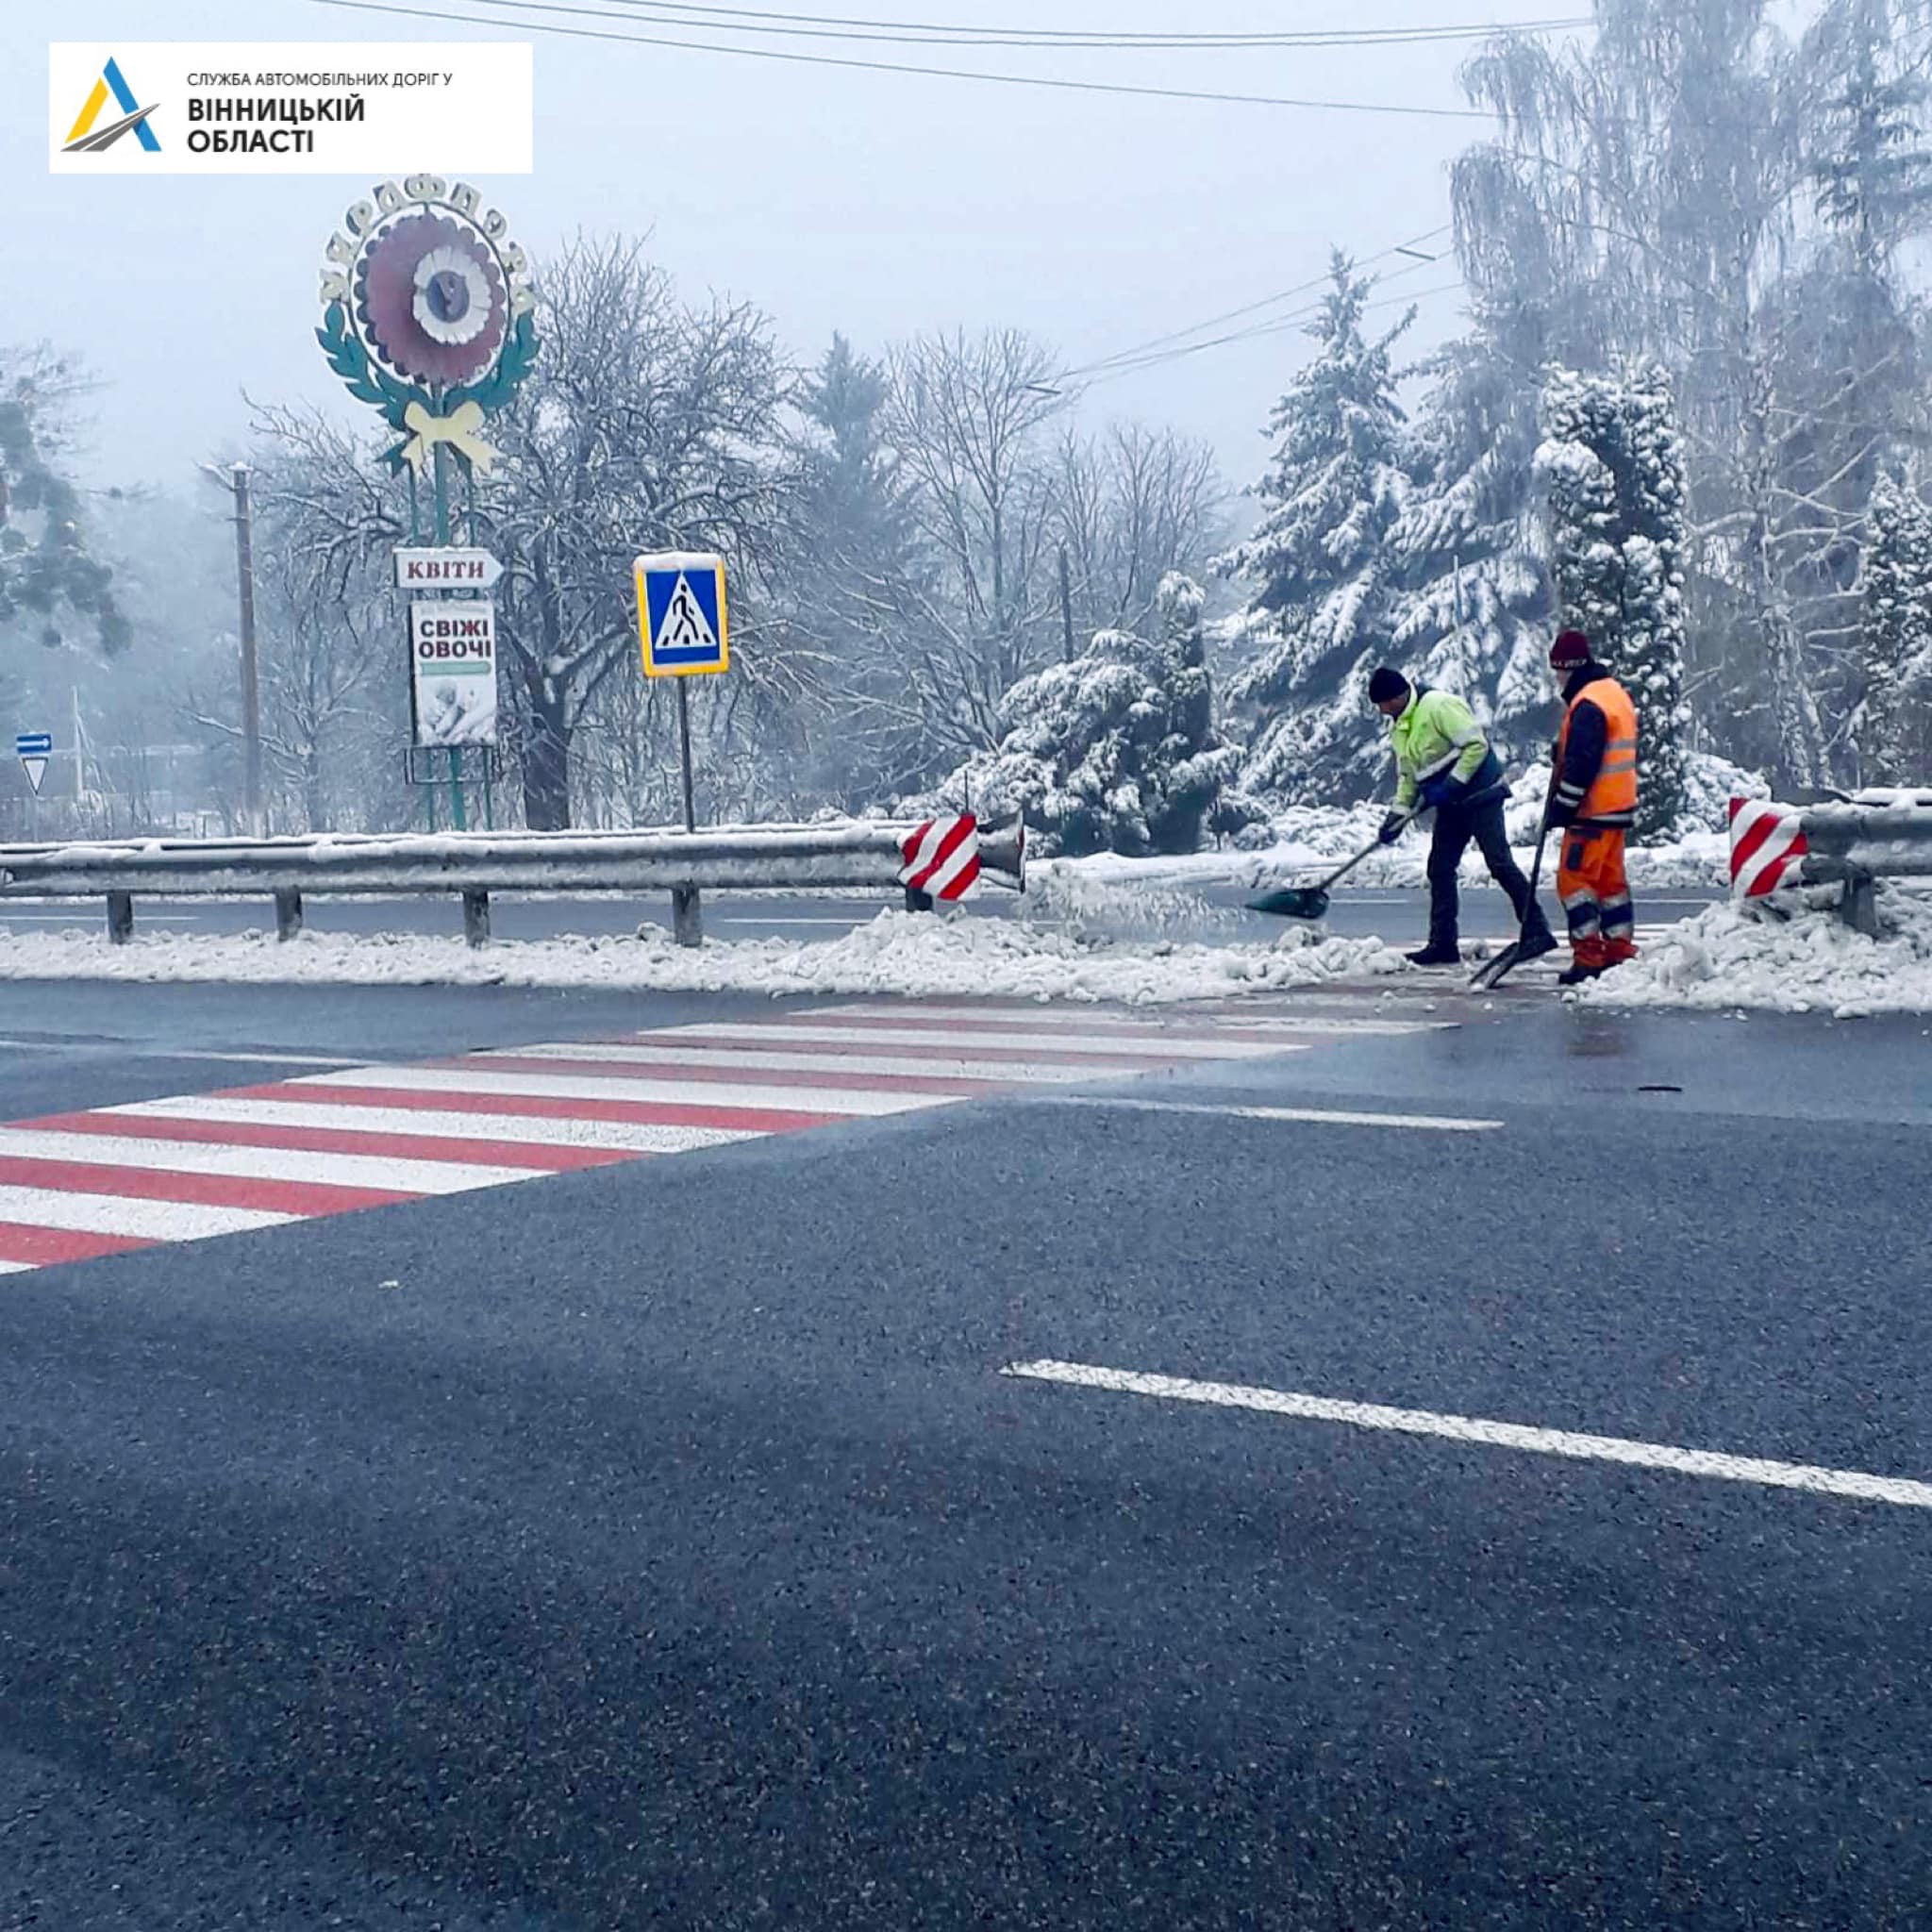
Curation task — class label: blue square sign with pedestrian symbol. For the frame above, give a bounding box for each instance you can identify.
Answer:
[635,551,728,677]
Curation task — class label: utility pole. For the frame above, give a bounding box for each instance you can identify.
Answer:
[229,464,264,835]
[1058,541,1076,664]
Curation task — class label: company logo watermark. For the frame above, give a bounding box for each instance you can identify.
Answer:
[62,55,160,154]
[49,43,531,175]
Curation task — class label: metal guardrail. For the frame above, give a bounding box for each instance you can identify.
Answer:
[1797,793,1932,934]
[0,820,1026,947]
[1761,788,1932,931]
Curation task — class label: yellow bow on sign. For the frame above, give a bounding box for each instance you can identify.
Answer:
[399,398,499,477]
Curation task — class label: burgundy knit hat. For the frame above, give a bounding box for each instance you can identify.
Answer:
[1550,629,1592,669]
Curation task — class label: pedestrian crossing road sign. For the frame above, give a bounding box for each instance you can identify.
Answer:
[634,551,728,677]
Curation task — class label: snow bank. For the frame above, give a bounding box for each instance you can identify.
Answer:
[1579,887,1932,1018]
[0,908,1406,1007]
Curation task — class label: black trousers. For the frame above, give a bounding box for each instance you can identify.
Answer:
[1427,797,1549,950]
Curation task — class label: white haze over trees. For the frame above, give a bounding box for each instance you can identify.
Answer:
[6,0,1932,847]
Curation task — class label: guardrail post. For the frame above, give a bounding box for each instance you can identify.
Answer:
[274,889,303,941]
[106,892,133,945]
[1840,871,1880,937]
[672,884,702,947]
[462,889,491,948]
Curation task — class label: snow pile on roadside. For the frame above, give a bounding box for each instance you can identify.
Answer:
[1020,864,1248,941]
[0,908,1406,1005]
[1579,887,1932,1017]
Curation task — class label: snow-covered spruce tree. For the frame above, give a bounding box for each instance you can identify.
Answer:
[1537,360,1690,840]
[930,573,1249,858]
[1857,467,1932,783]
[1384,332,1556,769]
[1222,254,1410,805]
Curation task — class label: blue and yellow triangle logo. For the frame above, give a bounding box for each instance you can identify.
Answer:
[63,57,160,154]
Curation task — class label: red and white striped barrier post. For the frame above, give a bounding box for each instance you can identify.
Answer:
[898,814,982,909]
[1728,796,1808,900]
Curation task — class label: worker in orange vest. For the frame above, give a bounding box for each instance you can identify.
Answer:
[1547,629,1640,985]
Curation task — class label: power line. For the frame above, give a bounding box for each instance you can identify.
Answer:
[1080,274,1466,389]
[308,0,1515,117]
[479,0,1593,52]
[1062,225,1454,379]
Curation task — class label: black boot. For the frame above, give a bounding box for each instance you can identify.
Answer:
[1557,959,1607,987]
[1516,920,1559,963]
[1406,943,1463,967]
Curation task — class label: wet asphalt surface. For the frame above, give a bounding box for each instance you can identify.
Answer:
[0,880,1724,950]
[0,956,1926,1927]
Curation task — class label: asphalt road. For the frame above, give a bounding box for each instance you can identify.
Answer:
[1,979,1926,1928]
[0,880,1725,948]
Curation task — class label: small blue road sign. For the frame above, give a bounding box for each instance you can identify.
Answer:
[634,552,728,678]
[15,733,53,757]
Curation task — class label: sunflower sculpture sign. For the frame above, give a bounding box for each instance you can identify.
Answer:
[315,176,537,823]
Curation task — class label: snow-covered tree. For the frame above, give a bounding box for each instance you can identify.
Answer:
[1857,467,1932,782]
[482,239,787,829]
[1810,0,1932,274]
[1385,332,1555,767]
[774,334,935,808]
[1222,254,1411,804]
[0,347,127,659]
[1537,360,1690,839]
[929,572,1246,857]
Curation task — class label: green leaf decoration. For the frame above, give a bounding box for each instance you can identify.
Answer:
[448,309,541,420]
[315,299,416,430]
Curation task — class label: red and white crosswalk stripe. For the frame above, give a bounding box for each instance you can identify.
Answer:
[0,999,1426,1278]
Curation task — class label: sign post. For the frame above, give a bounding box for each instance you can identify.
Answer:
[316,175,539,834]
[15,732,52,798]
[634,551,730,946]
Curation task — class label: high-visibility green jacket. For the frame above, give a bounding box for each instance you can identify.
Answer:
[1389,686,1501,812]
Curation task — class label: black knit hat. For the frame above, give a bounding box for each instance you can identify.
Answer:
[1367,666,1409,706]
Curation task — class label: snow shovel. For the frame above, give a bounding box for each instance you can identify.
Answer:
[1469,790,1558,991]
[1246,815,1413,921]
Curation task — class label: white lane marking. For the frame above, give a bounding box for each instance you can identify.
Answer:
[798,1003,1445,1038]
[715,916,866,927]
[1037,1098,1502,1133]
[109,1095,756,1154]
[1002,1361,1932,1510]
[652,1021,1288,1059]
[0,1041,363,1069]
[0,910,196,924]
[485,1042,1163,1084]
[291,1064,951,1118]
[0,1129,530,1196]
[0,1184,291,1241]
[149,1049,369,1069]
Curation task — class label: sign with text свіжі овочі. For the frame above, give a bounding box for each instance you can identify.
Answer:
[394,546,502,591]
[15,732,52,796]
[635,552,728,678]
[409,601,498,747]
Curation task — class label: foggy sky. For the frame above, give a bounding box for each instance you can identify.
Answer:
[6,1,1568,495]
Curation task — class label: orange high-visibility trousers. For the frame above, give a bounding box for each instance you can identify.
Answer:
[1557,825,1636,970]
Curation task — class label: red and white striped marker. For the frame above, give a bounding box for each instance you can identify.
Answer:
[898,814,981,900]
[1728,796,1808,898]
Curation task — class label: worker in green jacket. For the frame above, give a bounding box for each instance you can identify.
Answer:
[1369,665,1557,967]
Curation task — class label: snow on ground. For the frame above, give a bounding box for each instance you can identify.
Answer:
[0,907,1406,1006]
[1578,886,1932,1018]
[1048,806,1728,896]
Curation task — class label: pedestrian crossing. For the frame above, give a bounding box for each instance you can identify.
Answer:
[0,998,1452,1278]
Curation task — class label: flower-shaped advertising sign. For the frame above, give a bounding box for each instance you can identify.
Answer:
[316,175,537,478]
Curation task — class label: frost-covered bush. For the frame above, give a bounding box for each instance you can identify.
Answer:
[927,574,1246,858]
